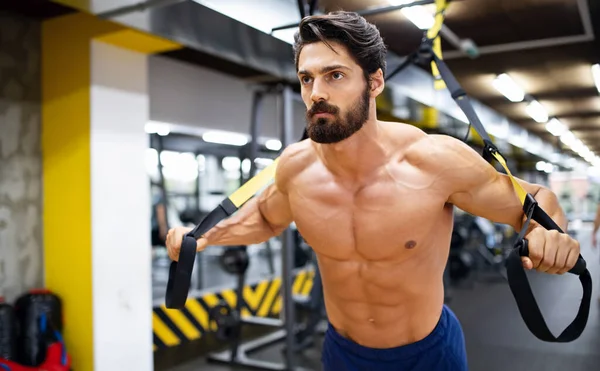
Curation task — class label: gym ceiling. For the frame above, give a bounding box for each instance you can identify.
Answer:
[4,0,600,168]
[318,0,600,164]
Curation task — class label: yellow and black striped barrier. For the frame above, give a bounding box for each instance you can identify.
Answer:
[153,269,315,350]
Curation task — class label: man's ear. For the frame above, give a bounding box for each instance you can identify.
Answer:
[369,68,385,97]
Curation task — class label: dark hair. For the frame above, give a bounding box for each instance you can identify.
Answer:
[293,11,387,81]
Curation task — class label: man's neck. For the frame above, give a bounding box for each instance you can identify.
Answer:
[316,119,389,181]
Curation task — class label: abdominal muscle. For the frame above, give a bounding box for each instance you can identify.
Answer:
[317,252,447,349]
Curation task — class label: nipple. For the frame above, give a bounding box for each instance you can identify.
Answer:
[405,240,417,249]
[368,318,375,323]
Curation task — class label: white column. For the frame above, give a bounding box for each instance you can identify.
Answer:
[90,40,153,371]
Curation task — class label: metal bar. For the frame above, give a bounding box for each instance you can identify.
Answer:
[309,0,318,16]
[281,85,295,147]
[207,330,288,370]
[271,0,435,32]
[207,330,314,371]
[444,34,594,59]
[194,150,201,211]
[439,25,464,51]
[240,316,283,327]
[248,90,264,182]
[154,134,170,230]
[385,54,415,81]
[296,0,307,18]
[577,0,594,37]
[195,147,204,291]
[230,271,247,362]
[266,239,276,275]
[96,0,185,19]
[280,84,296,371]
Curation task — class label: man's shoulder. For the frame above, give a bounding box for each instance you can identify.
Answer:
[415,133,469,152]
[275,139,314,188]
[402,130,473,167]
[278,139,313,166]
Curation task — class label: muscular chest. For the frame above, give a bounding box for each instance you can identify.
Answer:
[288,163,448,261]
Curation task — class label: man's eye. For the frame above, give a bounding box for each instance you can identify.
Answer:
[301,76,312,84]
[331,72,344,80]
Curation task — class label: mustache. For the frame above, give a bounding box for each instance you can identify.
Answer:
[308,101,339,117]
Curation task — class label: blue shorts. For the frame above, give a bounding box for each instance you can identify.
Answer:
[321,305,468,371]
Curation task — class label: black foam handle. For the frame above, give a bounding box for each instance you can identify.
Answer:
[165,235,199,309]
[516,239,587,276]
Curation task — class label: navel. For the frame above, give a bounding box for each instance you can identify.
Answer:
[405,240,417,249]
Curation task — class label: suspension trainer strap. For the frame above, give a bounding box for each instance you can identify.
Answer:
[165,127,309,309]
[422,0,591,342]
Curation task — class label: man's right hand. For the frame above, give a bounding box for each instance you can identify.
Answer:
[166,227,210,261]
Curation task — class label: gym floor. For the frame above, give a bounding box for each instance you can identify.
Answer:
[153,223,600,371]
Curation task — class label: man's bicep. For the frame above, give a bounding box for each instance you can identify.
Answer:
[257,182,294,234]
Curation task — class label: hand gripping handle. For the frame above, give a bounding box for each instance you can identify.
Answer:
[516,195,586,276]
[516,239,586,276]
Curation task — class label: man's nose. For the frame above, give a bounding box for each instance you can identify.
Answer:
[310,79,329,103]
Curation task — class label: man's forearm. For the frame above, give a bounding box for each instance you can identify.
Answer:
[593,206,600,234]
[522,187,569,233]
[201,196,278,247]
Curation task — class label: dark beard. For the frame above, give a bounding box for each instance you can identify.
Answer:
[305,86,370,144]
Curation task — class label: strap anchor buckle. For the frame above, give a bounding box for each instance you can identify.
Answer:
[482,140,499,163]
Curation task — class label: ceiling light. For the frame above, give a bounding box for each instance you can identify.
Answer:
[545,118,567,136]
[486,119,509,140]
[265,139,282,151]
[592,64,600,94]
[525,100,548,123]
[559,131,576,147]
[587,166,600,178]
[535,161,554,173]
[509,132,527,149]
[222,156,241,171]
[202,130,248,146]
[254,158,274,167]
[492,74,525,102]
[571,139,585,153]
[535,161,546,172]
[241,158,251,173]
[565,157,578,169]
[389,0,435,30]
[145,121,170,136]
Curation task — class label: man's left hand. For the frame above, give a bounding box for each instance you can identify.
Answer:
[521,227,580,274]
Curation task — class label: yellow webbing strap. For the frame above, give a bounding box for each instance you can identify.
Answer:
[428,0,446,90]
[425,0,527,206]
[490,152,528,204]
[229,158,280,208]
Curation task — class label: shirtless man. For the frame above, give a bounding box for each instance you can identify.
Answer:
[166,11,580,371]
